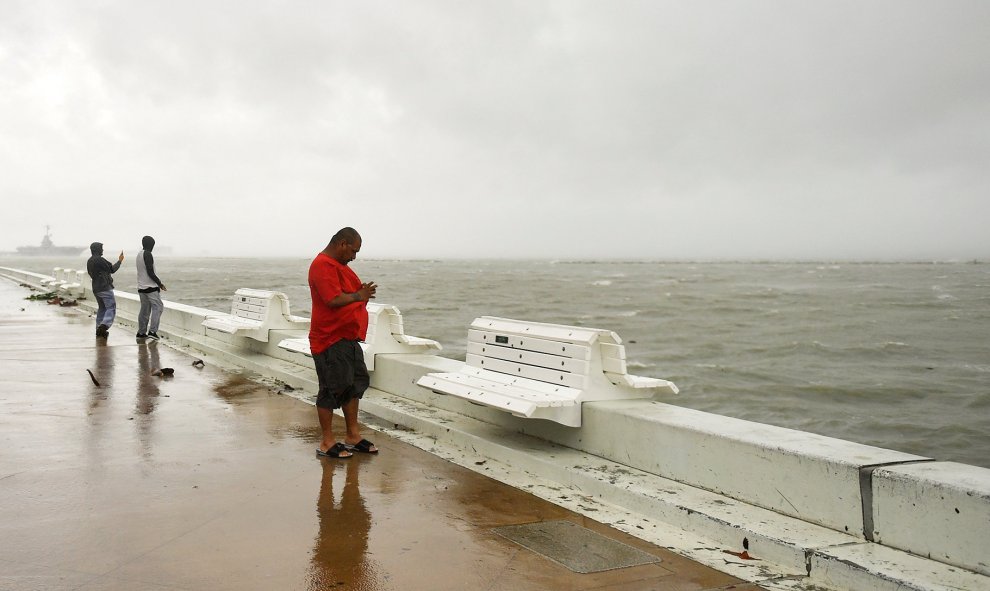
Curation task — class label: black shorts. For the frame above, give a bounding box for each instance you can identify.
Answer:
[313,339,369,410]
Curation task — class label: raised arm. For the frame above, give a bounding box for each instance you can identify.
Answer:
[110,251,124,273]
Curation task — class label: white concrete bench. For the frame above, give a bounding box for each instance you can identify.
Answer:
[416,316,678,427]
[277,303,441,370]
[44,268,67,289]
[59,269,86,298]
[202,288,310,342]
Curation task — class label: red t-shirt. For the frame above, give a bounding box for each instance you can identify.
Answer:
[308,253,368,355]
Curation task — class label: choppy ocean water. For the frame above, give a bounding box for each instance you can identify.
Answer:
[5,255,989,469]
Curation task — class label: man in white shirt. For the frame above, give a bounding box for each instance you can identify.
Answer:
[136,235,167,340]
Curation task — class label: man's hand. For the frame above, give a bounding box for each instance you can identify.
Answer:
[331,282,377,307]
[358,281,377,301]
[117,251,125,262]
[160,284,167,292]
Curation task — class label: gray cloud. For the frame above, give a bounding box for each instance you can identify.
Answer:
[1,0,988,259]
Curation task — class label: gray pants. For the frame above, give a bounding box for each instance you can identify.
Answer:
[93,290,116,328]
[138,290,164,334]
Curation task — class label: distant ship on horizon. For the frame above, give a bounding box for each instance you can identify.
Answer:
[15,226,86,256]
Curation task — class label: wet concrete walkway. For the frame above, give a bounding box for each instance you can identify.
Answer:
[0,279,759,591]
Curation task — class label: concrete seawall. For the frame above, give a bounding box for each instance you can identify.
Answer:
[4,266,988,590]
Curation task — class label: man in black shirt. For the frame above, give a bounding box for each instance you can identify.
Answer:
[86,242,124,338]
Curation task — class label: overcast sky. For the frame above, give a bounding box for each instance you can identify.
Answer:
[1,1,988,260]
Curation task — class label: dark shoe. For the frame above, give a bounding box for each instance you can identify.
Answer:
[136,333,147,339]
[344,439,379,454]
[96,324,109,337]
[316,442,352,459]
[147,332,161,340]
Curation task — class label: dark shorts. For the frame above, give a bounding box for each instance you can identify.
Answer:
[313,339,369,410]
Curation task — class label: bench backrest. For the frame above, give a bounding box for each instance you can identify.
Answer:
[45,267,66,287]
[230,288,285,322]
[206,288,310,341]
[365,302,388,344]
[466,316,623,390]
[366,302,434,346]
[60,270,87,297]
[277,302,440,369]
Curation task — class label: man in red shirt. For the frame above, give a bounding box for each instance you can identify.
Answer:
[309,227,378,458]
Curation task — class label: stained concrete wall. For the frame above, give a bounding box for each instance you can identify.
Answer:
[110,290,229,337]
[871,462,990,576]
[562,401,928,536]
[369,355,928,536]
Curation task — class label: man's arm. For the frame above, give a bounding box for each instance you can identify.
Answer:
[312,274,347,308]
[311,265,376,308]
[143,251,166,290]
[326,282,376,307]
[110,251,123,273]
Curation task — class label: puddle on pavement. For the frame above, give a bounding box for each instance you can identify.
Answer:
[212,372,273,405]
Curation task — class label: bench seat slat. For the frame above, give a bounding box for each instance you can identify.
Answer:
[202,316,265,334]
[457,366,582,396]
[427,371,580,406]
[278,337,313,357]
[419,376,539,417]
[276,337,372,357]
[418,374,582,418]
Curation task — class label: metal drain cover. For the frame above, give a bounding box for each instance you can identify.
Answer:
[492,520,661,574]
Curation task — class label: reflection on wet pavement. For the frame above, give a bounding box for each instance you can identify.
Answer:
[309,458,383,589]
[136,341,162,413]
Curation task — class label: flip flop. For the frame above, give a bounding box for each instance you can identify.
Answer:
[316,442,352,459]
[344,439,379,454]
